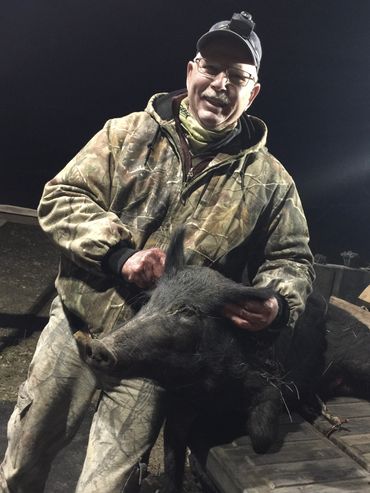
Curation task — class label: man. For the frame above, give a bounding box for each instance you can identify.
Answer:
[0,11,314,493]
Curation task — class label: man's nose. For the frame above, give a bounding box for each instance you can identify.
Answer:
[210,71,229,90]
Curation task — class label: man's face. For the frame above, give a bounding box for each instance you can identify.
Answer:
[186,39,261,130]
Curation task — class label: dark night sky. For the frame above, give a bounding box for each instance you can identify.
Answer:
[1,0,369,263]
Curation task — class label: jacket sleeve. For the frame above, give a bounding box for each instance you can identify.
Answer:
[37,120,134,275]
[250,180,315,329]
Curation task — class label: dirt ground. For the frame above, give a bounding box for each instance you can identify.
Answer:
[0,330,40,401]
[0,332,204,492]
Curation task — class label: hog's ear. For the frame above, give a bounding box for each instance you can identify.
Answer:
[217,282,275,305]
[164,226,186,276]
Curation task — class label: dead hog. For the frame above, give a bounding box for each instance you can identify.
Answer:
[81,227,370,492]
[83,227,288,492]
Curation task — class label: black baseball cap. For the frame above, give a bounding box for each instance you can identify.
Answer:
[196,11,262,72]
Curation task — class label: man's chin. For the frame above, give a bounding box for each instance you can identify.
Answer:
[197,112,226,130]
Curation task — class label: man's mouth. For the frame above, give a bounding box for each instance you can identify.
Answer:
[203,95,228,108]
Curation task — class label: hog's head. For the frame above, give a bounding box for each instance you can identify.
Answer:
[83,227,273,375]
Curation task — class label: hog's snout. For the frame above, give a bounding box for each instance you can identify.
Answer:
[84,339,117,370]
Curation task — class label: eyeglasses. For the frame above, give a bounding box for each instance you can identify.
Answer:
[194,57,256,88]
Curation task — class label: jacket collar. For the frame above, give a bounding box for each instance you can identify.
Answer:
[147,90,267,154]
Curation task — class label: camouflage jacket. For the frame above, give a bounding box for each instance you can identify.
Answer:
[38,91,314,334]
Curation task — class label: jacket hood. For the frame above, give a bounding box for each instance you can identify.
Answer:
[145,91,268,155]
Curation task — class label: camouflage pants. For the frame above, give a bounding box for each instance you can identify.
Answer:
[0,296,165,493]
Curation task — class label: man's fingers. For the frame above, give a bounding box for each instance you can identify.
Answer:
[242,298,275,315]
[224,296,279,331]
[151,251,166,278]
[227,314,264,332]
[121,248,166,288]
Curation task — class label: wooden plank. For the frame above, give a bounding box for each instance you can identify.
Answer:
[0,204,37,217]
[330,296,370,328]
[277,422,319,442]
[205,400,370,492]
[234,414,319,446]
[212,439,342,466]
[341,434,370,455]
[320,431,370,472]
[359,285,370,305]
[246,457,367,487]
[315,398,370,471]
[0,204,38,225]
[316,416,370,436]
[323,401,370,418]
[336,434,370,471]
[259,478,370,492]
[206,412,370,492]
[326,396,366,404]
[203,405,370,492]
[207,451,368,493]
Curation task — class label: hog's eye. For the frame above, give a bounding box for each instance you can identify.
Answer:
[182,306,197,316]
[172,305,199,317]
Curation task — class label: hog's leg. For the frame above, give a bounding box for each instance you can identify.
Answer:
[162,401,197,493]
[333,359,370,400]
[245,383,282,454]
[320,346,370,402]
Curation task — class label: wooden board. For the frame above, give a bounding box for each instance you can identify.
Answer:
[255,478,370,493]
[359,285,370,305]
[0,204,38,225]
[205,412,370,493]
[330,296,370,328]
[315,398,370,472]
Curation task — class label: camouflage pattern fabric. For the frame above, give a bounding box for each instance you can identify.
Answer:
[0,297,165,493]
[1,91,314,492]
[38,92,314,334]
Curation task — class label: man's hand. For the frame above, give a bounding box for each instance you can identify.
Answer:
[223,296,279,332]
[121,248,166,288]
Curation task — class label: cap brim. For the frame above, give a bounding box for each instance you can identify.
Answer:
[197,30,258,67]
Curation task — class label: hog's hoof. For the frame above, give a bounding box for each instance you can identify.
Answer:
[247,409,279,454]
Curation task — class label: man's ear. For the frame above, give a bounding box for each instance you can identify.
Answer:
[186,61,195,91]
[246,82,261,110]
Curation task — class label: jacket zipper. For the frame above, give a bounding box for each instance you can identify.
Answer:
[181,153,253,201]
[159,124,253,203]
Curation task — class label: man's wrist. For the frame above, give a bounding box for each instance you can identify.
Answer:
[267,294,289,331]
[102,242,139,278]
